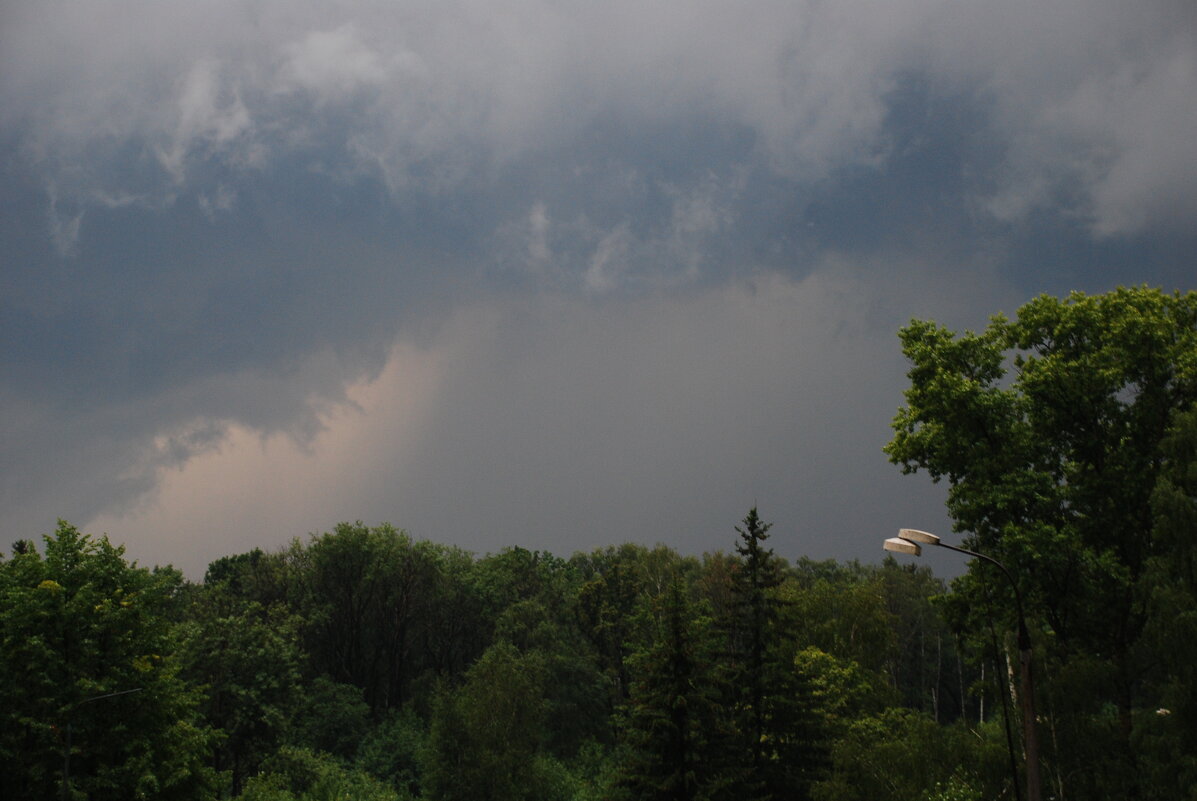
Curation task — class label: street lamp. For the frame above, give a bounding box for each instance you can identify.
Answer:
[885,529,1042,801]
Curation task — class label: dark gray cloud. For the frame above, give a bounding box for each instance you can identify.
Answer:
[84,263,985,577]
[1,0,1194,571]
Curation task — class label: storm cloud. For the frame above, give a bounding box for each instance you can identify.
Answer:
[2,0,1194,575]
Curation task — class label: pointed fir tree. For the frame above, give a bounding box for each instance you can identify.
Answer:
[732,507,782,771]
[725,508,828,801]
[615,578,731,801]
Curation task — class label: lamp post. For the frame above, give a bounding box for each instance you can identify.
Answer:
[884,529,1042,801]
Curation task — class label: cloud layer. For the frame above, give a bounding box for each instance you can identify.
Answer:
[1,0,1193,572]
[5,1,1194,235]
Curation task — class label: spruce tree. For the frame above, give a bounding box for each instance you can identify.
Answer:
[616,579,729,801]
[725,508,827,801]
[732,508,781,774]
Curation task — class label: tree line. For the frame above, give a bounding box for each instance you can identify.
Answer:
[2,285,1195,800]
[2,515,988,801]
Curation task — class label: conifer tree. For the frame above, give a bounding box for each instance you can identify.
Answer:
[616,579,729,801]
[732,508,782,771]
[725,508,827,801]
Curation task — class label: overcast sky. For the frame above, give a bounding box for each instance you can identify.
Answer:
[2,0,1194,578]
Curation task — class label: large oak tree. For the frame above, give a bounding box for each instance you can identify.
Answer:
[886,287,1197,798]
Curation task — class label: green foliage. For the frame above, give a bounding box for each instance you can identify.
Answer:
[725,508,782,771]
[180,597,303,795]
[886,287,1197,798]
[495,596,609,756]
[574,544,701,731]
[812,710,1009,801]
[355,707,427,799]
[783,570,897,677]
[1137,404,1197,799]
[9,497,1126,801]
[473,546,568,618]
[423,641,566,801]
[922,773,984,801]
[288,523,448,714]
[876,559,968,721]
[613,579,730,801]
[236,746,400,801]
[0,521,217,800]
[794,646,889,737]
[289,676,371,760]
[722,508,829,801]
[203,548,291,607]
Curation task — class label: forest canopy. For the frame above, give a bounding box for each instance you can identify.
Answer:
[0,518,996,801]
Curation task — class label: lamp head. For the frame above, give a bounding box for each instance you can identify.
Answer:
[884,537,922,556]
[898,528,940,546]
